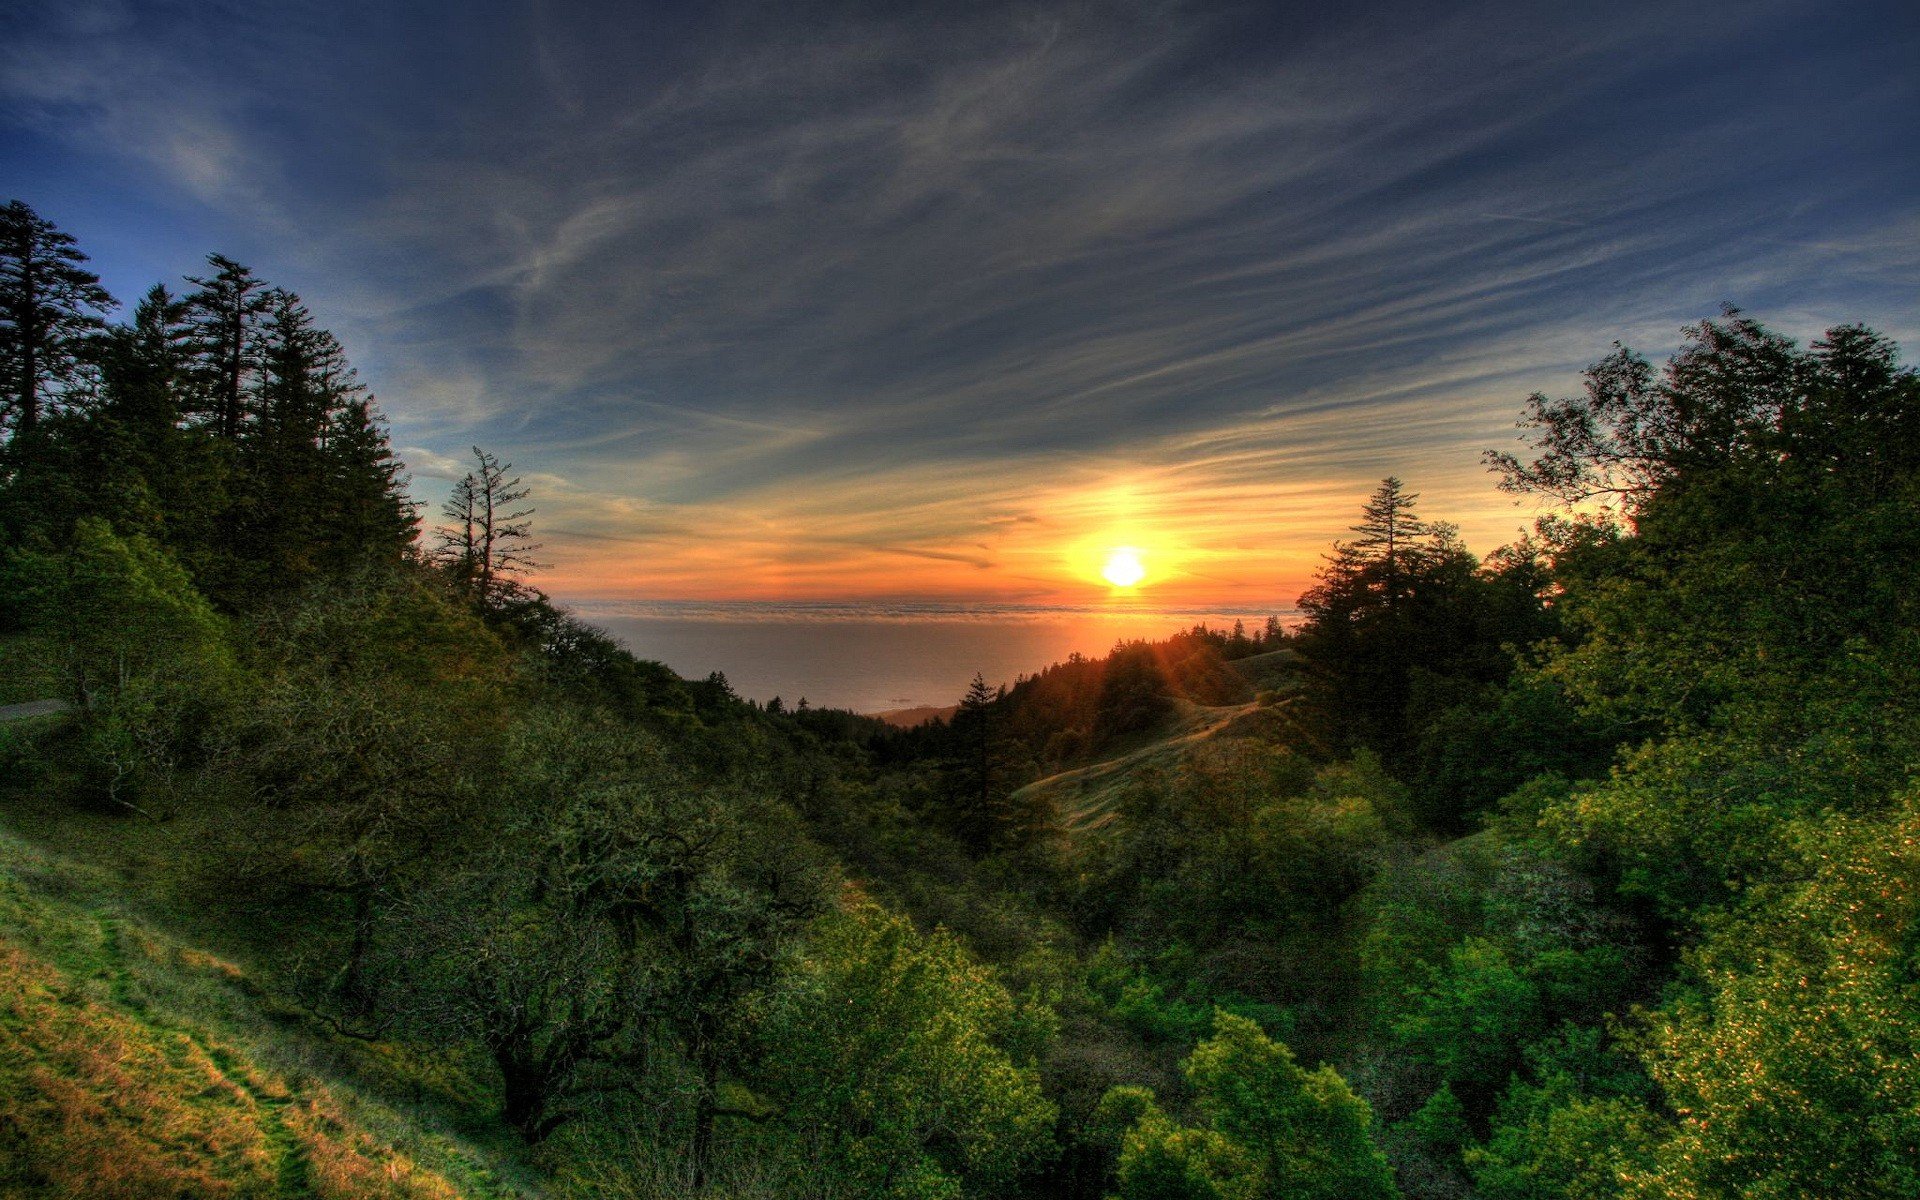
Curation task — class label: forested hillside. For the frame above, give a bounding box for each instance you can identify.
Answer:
[3,200,1918,1199]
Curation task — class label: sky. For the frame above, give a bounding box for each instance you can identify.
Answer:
[4,0,1916,607]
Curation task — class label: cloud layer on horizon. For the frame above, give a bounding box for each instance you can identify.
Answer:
[4,0,1916,603]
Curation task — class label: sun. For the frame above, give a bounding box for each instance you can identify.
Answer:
[1102,547,1147,589]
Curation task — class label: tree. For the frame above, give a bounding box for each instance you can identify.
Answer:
[6,516,227,709]
[210,574,506,1013]
[437,446,542,607]
[1513,320,1920,910]
[1298,477,1450,623]
[182,253,271,441]
[1630,797,1920,1199]
[1482,308,1918,514]
[0,200,115,442]
[321,397,417,571]
[760,897,1058,1196]
[1093,641,1175,744]
[525,721,824,1181]
[388,710,823,1158]
[1105,1012,1395,1200]
[1347,475,1429,607]
[232,290,414,587]
[944,672,1013,852]
[106,284,194,433]
[2,518,233,813]
[1292,480,1492,767]
[394,846,636,1142]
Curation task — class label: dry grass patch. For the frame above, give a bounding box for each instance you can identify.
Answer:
[0,928,469,1199]
[0,939,275,1197]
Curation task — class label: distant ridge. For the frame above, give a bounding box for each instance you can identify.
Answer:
[868,704,958,728]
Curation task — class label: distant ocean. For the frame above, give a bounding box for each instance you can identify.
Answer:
[562,600,1297,715]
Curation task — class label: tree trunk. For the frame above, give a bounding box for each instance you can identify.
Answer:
[340,882,376,1015]
[496,1043,549,1141]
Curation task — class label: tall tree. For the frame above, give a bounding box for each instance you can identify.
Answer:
[945,672,1018,853]
[436,446,541,607]
[322,398,416,570]
[182,254,270,441]
[1293,480,1516,776]
[102,284,194,436]
[1301,476,1438,620]
[0,200,115,442]
[1485,309,1803,512]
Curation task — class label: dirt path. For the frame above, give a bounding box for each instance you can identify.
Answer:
[1013,700,1260,838]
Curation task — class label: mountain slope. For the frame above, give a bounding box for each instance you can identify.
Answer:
[0,827,526,1200]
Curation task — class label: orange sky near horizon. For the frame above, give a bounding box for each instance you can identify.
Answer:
[516,436,1551,609]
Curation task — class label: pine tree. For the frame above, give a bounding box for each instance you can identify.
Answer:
[1299,477,1444,623]
[1349,475,1428,606]
[946,673,1020,853]
[221,289,414,588]
[438,470,480,593]
[102,285,194,436]
[0,200,116,442]
[182,254,271,440]
[89,283,229,564]
[322,398,416,570]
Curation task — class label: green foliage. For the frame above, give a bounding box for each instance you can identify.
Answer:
[1109,1012,1395,1200]
[1465,1026,1660,1200]
[1465,314,1920,1200]
[1086,743,1398,956]
[759,897,1058,1197]
[1402,1083,1468,1153]
[1468,1094,1657,1200]
[397,708,825,1156]
[1394,938,1541,1090]
[6,516,229,706]
[1626,796,1920,1199]
[1291,480,1565,824]
[1084,940,1292,1047]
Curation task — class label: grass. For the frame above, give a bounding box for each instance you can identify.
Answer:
[1016,699,1257,841]
[0,821,534,1199]
[1018,649,1313,846]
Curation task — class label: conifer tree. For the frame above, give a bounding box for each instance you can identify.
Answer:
[0,200,116,443]
[946,673,1025,853]
[182,253,271,440]
[322,398,416,569]
[103,285,194,435]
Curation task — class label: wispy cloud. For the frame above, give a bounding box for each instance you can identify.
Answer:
[4,0,1915,603]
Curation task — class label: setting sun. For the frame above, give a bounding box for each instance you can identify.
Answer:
[1101,547,1147,589]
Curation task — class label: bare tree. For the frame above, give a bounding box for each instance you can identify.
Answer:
[436,446,543,606]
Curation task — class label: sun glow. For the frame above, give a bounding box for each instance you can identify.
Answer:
[1102,547,1147,589]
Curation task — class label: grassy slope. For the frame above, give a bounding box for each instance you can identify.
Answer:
[1017,649,1311,842]
[0,816,535,1200]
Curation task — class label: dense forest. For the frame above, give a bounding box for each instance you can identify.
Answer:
[2,198,1917,1199]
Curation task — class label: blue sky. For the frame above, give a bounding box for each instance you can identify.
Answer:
[4,0,1915,602]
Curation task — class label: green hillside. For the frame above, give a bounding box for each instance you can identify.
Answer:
[0,821,529,1200]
